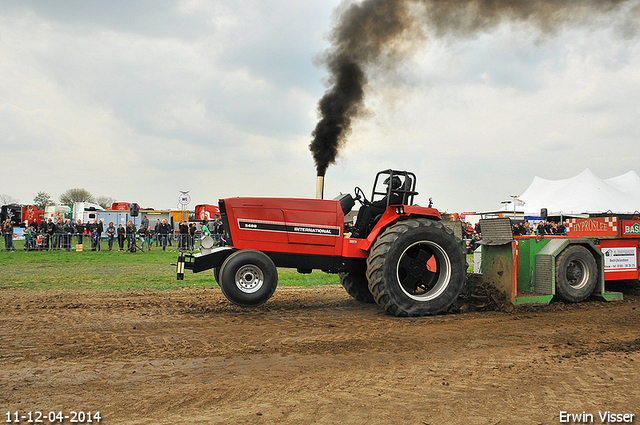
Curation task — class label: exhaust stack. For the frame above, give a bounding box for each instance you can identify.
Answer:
[316,175,324,199]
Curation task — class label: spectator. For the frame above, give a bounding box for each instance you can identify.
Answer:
[464,222,475,239]
[141,215,149,230]
[216,217,225,246]
[556,221,566,235]
[63,219,75,251]
[44,218,55,250]
[23,225,34,251]
[3,218,16,251]
[189,223,196,250]
[159,219,171,251]
[96,220,104,251]
[146,226,154,251]
[469,233,481,253]
[106,222,116,251]
[90,226,99,251]
[39,219,48,240]
[53,217,64,250]
[201,220,211,237]
[117,224,126,251]
[536,221,548,236]
[75,219,85,249]
[138,225,147,251]
[154,219,161,247]
[126,221,136,251]
[178,220,189,249]
[37,232,45,251]
[167,222,173,247]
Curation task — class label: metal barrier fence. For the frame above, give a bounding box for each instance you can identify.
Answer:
[4,231,213,252]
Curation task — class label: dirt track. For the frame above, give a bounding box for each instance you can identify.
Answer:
[1,284,640,425]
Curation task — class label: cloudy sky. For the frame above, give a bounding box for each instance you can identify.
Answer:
[2,0,639,214]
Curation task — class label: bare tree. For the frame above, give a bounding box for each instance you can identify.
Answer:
[59,188,95,207]
[0,193,20,205]
[33,191,55,210]
[95,196,117,209]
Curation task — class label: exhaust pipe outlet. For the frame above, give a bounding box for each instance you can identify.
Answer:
[316,175,324,200]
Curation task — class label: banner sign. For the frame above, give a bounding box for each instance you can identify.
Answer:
[622,220,640,238]
[599,239,639,280]
[566,217,618,238]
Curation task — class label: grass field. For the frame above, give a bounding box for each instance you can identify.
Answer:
[1,240,474,291]
[0,240,338,290]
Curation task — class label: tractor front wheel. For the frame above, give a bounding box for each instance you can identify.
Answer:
[218,250,278,307]
[366,219,466,317]
[340,269,375,303]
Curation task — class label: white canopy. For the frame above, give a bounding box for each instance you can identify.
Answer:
[509,169,640,216]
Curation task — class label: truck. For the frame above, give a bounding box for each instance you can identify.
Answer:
[1,204,44,227]
[477,215,640,305]
[176,169,468,317]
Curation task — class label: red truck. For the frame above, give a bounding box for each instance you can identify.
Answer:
[177,170,467,317]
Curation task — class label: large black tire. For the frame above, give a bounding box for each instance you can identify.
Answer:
[340,269,375,304]
[555,245,597,302]
[218,250,278,307]
[213,266,221,285]
[366,218,467,317]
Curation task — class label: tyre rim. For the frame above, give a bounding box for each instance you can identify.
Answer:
[396,240,452,301]
[234,264,264,294]
[566,259,589,289]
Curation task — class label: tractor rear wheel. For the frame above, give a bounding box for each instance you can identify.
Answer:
[555,245,597,302]
[340,269,375,304]
[366,218,466,317]
[218,249,278,307]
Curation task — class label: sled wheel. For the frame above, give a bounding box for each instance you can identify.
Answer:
[218,250,278,307]
[366,219,467,317]
[555,245,597,302]
[340,268,375,304]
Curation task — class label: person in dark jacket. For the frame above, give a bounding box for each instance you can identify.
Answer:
[159,219,171,251]
[352,176,403,238]
[106,222,116,251]
[126,221,136,251]
[154,219,161,247]
[117,224,126,251]
[2,219,16,251]
[178,220,189,250]
[63,219,75,251]
[96,220,104,251]
[53,218,65,250]
[189,223,196,250]
[75,219,85,248]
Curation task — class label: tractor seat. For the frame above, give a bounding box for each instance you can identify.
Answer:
[334,193,355,215]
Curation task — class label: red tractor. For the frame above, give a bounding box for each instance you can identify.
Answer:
[176,170,467,316]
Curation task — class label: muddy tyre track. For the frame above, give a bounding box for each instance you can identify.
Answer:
[1,285,639,424]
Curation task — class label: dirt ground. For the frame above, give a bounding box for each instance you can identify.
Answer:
[1,283,640,425]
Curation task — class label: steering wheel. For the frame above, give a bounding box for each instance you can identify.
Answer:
[354,187,370,206]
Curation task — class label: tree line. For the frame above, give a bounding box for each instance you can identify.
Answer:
[1,189,116,210]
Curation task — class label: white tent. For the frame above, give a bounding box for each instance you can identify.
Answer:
[510,169,640,216]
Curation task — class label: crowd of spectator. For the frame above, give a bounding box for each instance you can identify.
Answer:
[460,219,567,254]
[511,220,566,236]
[463,221,482,254]
[2,214,225,253]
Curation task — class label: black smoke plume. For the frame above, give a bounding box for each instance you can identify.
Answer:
[309,0,634,176]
